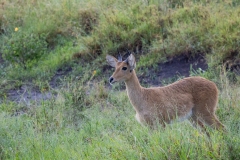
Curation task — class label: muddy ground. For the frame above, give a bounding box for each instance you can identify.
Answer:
[139,54,207,86]
[6,67,73,106]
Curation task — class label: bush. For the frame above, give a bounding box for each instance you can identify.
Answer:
[3,29,48,69]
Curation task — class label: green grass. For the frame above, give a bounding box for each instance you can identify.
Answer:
[0,80,240,159]
[0,0,240,159]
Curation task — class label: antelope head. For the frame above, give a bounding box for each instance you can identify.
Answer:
[106,51,136,85]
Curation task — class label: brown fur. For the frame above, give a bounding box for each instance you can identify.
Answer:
[106,54,225,130]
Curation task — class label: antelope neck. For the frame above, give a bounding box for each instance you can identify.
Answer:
[125,70,142,91]
[124,70,144,111]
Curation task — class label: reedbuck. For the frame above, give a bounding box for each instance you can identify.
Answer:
[106,51,225,130]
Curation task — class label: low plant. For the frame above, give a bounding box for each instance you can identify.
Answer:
[2,29,48,69]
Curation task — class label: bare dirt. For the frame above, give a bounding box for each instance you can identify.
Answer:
[5,67,73,106]
[7,86,53,106]
[139,54,208,86]
[0,53,4,64]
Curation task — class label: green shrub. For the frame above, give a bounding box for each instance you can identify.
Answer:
[2,29,48,69]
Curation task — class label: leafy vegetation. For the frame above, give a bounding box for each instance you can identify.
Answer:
[0,0,240,159]
[3,31,48,69]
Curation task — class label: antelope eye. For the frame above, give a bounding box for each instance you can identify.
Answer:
[122,67,127,71]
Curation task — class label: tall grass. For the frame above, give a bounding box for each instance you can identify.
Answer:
[0,76,240,159]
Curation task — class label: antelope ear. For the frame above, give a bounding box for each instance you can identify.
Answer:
[126,54,136,70]
[106,55,118,67]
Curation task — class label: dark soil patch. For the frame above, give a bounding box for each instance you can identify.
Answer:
[0,53,4,64]
[7,85,54,106]
[139,54,208,86]
[49,66,73,88]
[5,66,73,106]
